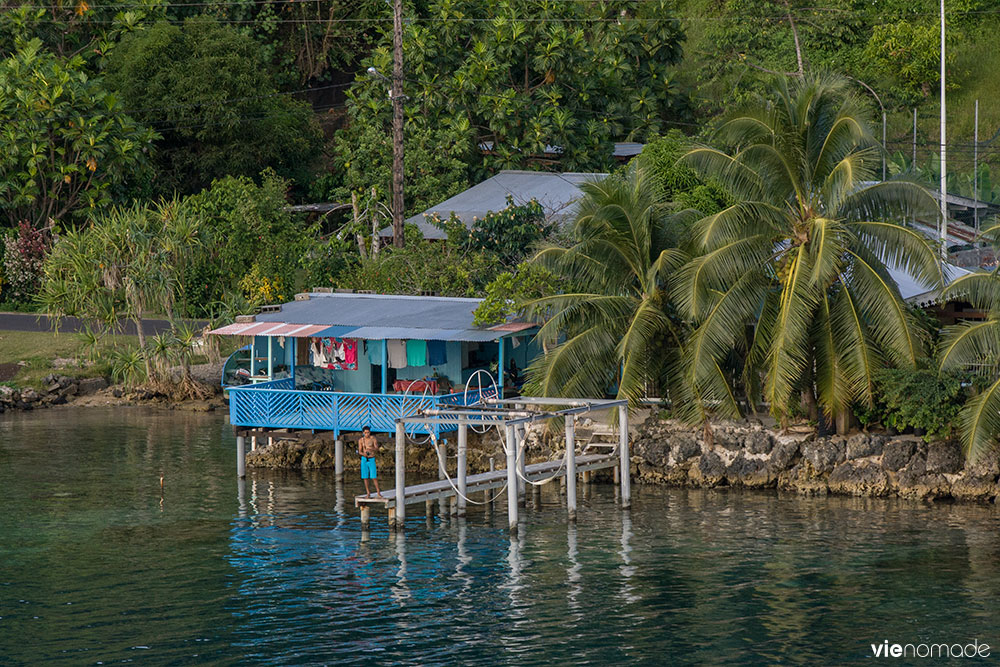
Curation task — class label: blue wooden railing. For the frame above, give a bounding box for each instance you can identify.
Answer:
[227,383,497,437]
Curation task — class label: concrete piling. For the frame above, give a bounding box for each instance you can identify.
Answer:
[565,417,577,521]
[236,435,246,478]
[457,418,468,517]
[505,424,518,534]
[334,438,344,482]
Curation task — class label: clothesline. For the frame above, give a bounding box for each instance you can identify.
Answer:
[311,338,450,371]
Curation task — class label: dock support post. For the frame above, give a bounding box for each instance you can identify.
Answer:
[334,438,344,481]
[237,435,246,478]
[437,440,447,517]
[516,425,527,506]
[394,422,406,530]
[457,417,468,517]
[619,404,631,509]
[505,424,518,533]
[565,416,577,521]
[425,499,433,516]
[360,505,371,529]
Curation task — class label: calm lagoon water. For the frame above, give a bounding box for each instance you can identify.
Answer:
[2,407,999,665]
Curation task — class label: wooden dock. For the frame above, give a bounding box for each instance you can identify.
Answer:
[355,452,618,527]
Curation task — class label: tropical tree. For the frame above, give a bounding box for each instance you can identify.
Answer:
[521,163,691,406]
[38,199,200,380]
[938,263,1000,462]
[0,39,157,227]
[676,73,942,433]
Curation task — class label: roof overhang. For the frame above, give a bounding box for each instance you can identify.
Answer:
[207,322,337,338]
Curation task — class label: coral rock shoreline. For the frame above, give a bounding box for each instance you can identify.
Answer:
[632,418,999,503]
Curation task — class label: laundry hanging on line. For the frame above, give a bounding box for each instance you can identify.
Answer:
[406,339,427,366]
[426,340,447,366]
[387,339,407,368]
[311,337,358,370]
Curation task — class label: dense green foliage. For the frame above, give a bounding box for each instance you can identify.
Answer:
[855,367,967,441]
[179,171,311,315]
[0,39,156,226]
[637,130,730,215]
[327,0,687,209]
[106,18,321,196]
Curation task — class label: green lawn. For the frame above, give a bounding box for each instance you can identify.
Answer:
[0,330,136,389]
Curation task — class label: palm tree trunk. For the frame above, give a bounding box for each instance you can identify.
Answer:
[801,388,819,422]
[835,409,851,435]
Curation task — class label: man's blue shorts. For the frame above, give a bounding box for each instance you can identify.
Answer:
[361,456,377,479]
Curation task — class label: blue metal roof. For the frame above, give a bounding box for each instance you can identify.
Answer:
[251,292,528,342]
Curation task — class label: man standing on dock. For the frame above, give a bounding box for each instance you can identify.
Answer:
[358,426,382,498]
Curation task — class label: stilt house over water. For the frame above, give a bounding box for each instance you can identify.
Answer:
[209,291,539,438]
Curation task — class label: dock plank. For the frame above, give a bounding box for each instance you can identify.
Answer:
[355,453,617,508]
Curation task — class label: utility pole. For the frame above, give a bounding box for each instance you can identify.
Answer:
[939,0,948,255]
[974,98,980,233]
[882,112,887,181]
[391,0,405,248]
[912,108,917,166]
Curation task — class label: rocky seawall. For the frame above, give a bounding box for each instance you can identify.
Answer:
[632,418,1000,503]
[0,375,110,411]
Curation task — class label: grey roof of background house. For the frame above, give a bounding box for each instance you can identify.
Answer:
[383,170,607,239]
[251,292,513,341]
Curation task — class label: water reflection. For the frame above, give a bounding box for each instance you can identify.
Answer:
[6,407,1000,665]
[567,523,582,616]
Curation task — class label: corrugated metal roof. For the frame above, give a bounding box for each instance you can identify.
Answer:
[208,322,345,337]
[386,170,607,239]
[229,292,524,342]
[896,262,974,306]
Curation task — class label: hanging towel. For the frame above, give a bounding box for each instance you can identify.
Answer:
[406,339,427,366]
[342,339,358,366]
[366,340,383,365]
[388,339,408,368]
[427,340,447,366]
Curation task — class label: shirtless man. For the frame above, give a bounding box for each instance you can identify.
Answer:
[358,426,382,498]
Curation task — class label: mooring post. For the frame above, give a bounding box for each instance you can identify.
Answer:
[394,422,406,530]
[457,417,468,517]
[360,505,371,530]
[236,435,246,478]
[565,416,577,521]
[618,404,631,509]
[334,438,344,482]
[505,423,518,533]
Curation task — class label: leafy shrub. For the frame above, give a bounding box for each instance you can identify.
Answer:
[431,198,554,268]
[2,221,50,304]
[856,367,967,441]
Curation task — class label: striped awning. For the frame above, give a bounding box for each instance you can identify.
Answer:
[207,322,334,337]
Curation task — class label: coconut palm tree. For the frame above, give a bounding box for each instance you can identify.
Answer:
[521,163,691,407]
[676,73,942,432]
[938,262,1000,461]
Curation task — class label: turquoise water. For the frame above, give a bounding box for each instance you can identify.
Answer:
[1,408,999,665]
